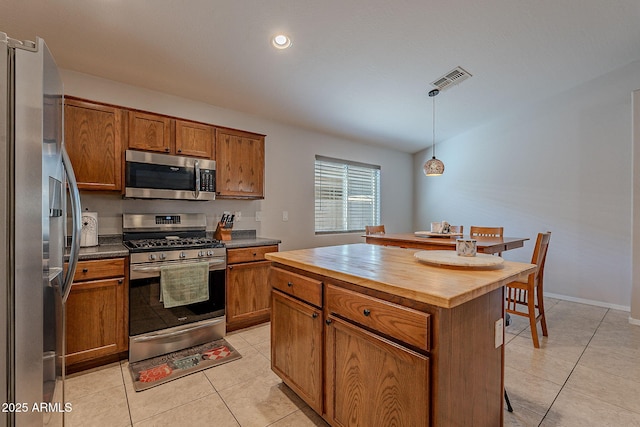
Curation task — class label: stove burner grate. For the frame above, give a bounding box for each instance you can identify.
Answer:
[124,237,224,251]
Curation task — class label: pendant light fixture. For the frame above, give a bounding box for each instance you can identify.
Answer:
[423,89,445,176]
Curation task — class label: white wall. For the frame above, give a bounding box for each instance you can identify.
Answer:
[632,89,640,323]
[62,70,413,251]
[414,59,640,310]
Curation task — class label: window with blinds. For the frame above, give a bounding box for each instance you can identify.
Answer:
[314,155,380,234]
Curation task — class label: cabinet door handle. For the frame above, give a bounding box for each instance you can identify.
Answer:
[312,312,319,318]
[253,252,257,256]
[287,281,293,287]
[118,279,123,284]
[229,266,233,270]
[325,319,332,325]
[363,309,371,317]
[177,149,182,153]
[165,147,170,152]
[82,268,88,273]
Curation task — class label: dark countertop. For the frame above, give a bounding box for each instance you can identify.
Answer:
[64,235,129,261]
[65,231,280,261]
[224,237,282,249]
[71,243,130,261]
[214,229,281,249]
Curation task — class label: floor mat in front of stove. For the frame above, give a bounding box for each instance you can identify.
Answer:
[128,338,241,392]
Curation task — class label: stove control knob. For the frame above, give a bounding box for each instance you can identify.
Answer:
[198,250,205,257]
[207,250,213,256]
[179,252,186,258]
[149,254,156,261]
[159,253,166,260]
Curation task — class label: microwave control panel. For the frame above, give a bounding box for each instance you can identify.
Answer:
[200,169,215,192]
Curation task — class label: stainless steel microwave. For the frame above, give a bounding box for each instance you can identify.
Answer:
[125,150,216,201]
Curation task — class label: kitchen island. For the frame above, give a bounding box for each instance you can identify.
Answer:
[266,243,535,427]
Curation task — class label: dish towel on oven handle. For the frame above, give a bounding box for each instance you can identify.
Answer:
[160,261,210,308]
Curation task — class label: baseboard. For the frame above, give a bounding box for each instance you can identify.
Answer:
[629,317,640,326]
[545,292,630,312]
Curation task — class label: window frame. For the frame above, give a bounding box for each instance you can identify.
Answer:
[314,155,381,235]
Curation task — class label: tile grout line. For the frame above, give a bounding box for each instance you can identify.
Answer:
[201,361,243,427]
[536,308,609,426]
[118,361,135,427]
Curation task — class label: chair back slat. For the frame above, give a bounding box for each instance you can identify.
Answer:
[365,225,386,235]
[532,232,551,280]
[470,226,504,238]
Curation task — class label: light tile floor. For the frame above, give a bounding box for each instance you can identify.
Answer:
[65,298,640,426]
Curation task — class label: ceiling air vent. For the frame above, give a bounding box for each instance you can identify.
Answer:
[431,66,472,91]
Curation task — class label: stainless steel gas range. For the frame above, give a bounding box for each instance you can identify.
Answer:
[123,213,226,363]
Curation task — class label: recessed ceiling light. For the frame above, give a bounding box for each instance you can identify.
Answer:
[271,34,292,49]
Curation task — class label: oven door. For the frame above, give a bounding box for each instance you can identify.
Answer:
[129,265,225,337]
[124,149,216,200]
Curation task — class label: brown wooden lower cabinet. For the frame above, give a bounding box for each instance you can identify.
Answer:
[325,315,429,426]
[271,290,323,413]
[226,245,279,331]
[65,257,128,368]
[269,263,505,427]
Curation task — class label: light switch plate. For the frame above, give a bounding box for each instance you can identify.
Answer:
[255,211,262,222]
[495,318,504,348]
[282,211,288,221]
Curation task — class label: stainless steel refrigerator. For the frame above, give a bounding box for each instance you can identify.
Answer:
[1,32,82,426]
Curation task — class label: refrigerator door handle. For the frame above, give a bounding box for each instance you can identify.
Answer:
[194,159,200,199]
[61,146,82,303]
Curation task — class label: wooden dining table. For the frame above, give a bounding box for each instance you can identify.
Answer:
[364,232,529,255]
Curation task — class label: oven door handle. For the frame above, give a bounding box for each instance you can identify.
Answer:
[132,321,219,342]
[131,258,226,272]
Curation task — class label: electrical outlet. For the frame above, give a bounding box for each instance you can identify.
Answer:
[255,211,262,222]
[234,211,241,222]
[282,211,288,221]
[495,318,504,348]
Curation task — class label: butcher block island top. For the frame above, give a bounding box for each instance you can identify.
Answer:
[265,243,535,308]
[267,243,537,426]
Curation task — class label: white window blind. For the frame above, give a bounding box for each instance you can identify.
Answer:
[315,155,380,234]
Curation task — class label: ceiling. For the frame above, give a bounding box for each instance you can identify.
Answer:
[3,1,640,153]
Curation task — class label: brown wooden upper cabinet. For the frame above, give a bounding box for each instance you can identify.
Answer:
[175,119,214,158]
[127,111,172,154]
[128,111,214,159]
[64,98,123,191]
[215,128,265,199]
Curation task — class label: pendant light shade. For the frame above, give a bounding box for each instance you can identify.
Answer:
[423,89,444,176]
[423,156,445,176]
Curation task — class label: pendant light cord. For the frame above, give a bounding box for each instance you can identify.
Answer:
[429,88,439,158]
[432,93,436,158]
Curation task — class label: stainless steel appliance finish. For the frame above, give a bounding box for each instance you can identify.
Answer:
[124,149,216,201]
[1,32,82,426]
[124,213,226,363]
[129,247,226,280]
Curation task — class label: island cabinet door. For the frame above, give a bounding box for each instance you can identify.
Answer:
[325,314,430,427]
[271,290,323,414]
[226,260,272,329]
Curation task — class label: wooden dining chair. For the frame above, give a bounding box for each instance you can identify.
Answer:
[365,225,385,235]
[469,226,503,238]
[470,226,504,255]
[505,232,551,348]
